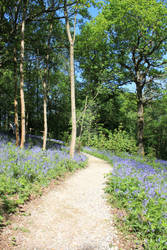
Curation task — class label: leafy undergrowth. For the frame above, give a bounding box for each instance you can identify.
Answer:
[85,147,167,249]
[0,136,87,226]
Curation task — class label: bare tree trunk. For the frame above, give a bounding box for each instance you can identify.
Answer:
[64,0,77,158]
[136,83,145,156]
[13,47,20,146]
[69,43,77,157]
[42,18,53,150]
[42,65,48,150]
[20,2,26,148]
[36,49,40,119]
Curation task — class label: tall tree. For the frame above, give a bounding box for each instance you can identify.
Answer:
[64,0,77,158]
[12,2,21,146]
[78,0,167,156]
[20,0,27,148]
[42,15,54,151]
[14,46,20,146]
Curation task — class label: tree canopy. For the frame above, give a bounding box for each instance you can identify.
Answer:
[77,0,167,155]
[1,0,167,158]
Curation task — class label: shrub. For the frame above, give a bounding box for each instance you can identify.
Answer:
[86,125,137,154]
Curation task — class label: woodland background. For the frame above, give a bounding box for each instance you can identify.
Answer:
[1,0,167,159]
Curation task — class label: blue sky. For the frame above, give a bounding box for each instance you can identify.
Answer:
[88,6,99,18]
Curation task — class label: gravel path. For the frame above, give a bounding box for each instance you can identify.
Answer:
[1,154,119,250]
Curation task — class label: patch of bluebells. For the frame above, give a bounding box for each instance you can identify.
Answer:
[155,159,167,167]
[0,136,87,220]
[0,140,87,179]
[84,147,167,248]
[112,156,167,200]
[105,154,167,249]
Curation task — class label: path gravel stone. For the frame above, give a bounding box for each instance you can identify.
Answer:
[1,154,119,250]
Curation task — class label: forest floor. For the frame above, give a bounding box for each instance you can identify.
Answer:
[0,154,139,250]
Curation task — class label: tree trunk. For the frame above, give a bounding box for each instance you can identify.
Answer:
[136,83,144,156]
[36,50,39,120]
[20,3,26,148]
[42,0,55,150]
[42,66,48,151]
[64,0,77,158]
[13,47,20,146]
[69,43,77,157]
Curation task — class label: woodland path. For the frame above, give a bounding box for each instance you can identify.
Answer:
[0,154,120,250]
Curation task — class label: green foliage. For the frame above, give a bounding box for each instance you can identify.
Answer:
[144,90,167,159]
[106,175,167,249]
[87,125,137,154]
[77,0,167,158]
[77,97,99,146]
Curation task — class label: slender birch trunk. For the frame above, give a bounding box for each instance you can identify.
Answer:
[20,2,26,148]
[13,47,20,146]
[64,0,77,158]
[69,42,76,157]
[42,14,53,150]
[42,63,48,150]
[136,83,145,156]
[36,49,39,119]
